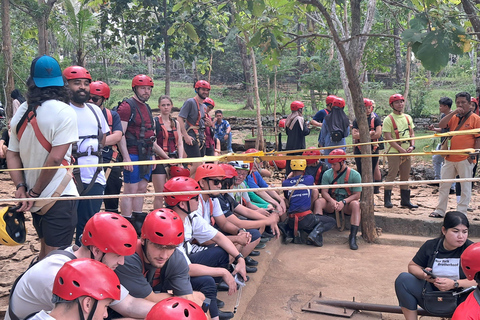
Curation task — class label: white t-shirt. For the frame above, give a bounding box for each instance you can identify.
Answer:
[28,310,55,320]
[197,196,224,222]
[178,211,218,258]
[9,100,79,212]
[230,181,251,206]
[6,247,128,320]
[70,103,109,185]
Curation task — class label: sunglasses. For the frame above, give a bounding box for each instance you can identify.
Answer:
[207,178,223,185]
[190,195,199,201]
[90,96,102,103]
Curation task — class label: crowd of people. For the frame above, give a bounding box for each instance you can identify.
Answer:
[2,54,480,319]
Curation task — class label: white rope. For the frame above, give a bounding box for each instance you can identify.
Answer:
[1,177,479,204]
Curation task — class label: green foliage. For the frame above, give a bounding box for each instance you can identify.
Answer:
[299,54,342,95]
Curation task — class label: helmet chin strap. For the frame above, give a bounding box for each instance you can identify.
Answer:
[133,88,147,103]
[78,298,99,320]
[176,202,192,215]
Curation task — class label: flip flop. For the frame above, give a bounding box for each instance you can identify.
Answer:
[429,212,443,218]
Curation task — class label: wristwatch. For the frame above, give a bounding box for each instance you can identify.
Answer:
[234,253,244,264]
[454,279,459,289]
[237,228,247,235]
[342,199,347,206]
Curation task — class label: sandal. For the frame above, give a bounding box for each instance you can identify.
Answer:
[429,212,443,218]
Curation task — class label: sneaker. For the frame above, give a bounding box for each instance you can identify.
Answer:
[449,188,456,194]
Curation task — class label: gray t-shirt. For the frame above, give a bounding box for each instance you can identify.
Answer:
[178,98,205,139]
[114,249,192,298]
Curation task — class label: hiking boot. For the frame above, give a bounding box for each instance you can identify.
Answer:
[307,222,326,247]
[384,190,393,208]
[132,211,148,236]
[278,222,294,244]
[245,256,258,266]
[400,189,418,209]
[349,225,359,250]
[374,180,381,194]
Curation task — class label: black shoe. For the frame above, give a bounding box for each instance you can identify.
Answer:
[277,222,294,244]
[349,225,359,250]
[218,310,234,320]
[450,188,456,194]
[249,250,260,257]
[384,190,393,208]
[374,180,381,194]
[261,231,275,238]
[246,266,257,273]
[217,280,238,291]
[307,222,325,247]
[245,256,258,266]
[132,211,148,236]
[400,189,418,209]
[217,299,225,309]
[255,242,266,249]
[260,237,270,243]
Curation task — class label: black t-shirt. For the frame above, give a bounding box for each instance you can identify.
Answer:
[114,249,192,298]
[218,193,240,218]
[412,237,473,280]
[1,129,9,146]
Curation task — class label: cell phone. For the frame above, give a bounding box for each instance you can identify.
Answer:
[234,273,246,287]
[201,297,211,313]
[422,268,436,279]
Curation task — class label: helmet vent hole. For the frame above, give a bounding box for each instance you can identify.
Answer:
[59,277,64,285]
[121,224,128,228]
[184,309,190,316]
[111,216,119,220]
[124,243,132,248]
[155,232,164,237]
[172,302,179,309]
[88,231,92,238]
[160,216,166,220]
[177,232,183,238]
[466,266,471,270]
[73,280,80,287]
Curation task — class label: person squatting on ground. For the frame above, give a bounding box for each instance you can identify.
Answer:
[285,100,310,176]
[7,55,79,259]
[28,259,121,320]
[145,297,207,320]
[451,242,480,319]
[281,159,336,247]
[89,81,124,213]
[178,80,210,177]
[319,97,350,157]
[214,109,233,153]
[117,74,156,233]
[151,95,184,209]
[429,96,456,194]
[6,212,155,320]
[430,92,480,218]
[315,149,362,250]
[164,176,247,320]
[395,211,475,320]
[63,66,110,246]
[303,147,327,185]
[352,98,383,193]
[311,95,335,147]
[113,209,205,307]
[382,94,417,209]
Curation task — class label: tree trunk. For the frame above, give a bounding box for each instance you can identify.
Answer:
[310,89,317,112]
[394,26,403,83]
[236,35,254,110]
[37,17,49,55]
[2,0,14,119]
[274,66,278,150]
[461,0,480,93]
[250,47,264,151]
[162,0,170,96]
[403,45,412,106]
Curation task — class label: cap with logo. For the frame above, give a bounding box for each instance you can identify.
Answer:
[30,55,65,88]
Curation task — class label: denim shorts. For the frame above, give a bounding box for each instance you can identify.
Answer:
[123,154,152,183]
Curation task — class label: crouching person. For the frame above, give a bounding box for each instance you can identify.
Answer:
[30,259,121,320]
[314,149,362,250]
[114,209,205,307]
[282,159,335,246]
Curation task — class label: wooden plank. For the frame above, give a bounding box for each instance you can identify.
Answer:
[302,299,355,318]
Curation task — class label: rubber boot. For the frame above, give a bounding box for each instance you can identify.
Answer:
[349,225,359,250]
[400,189,418,209]
[374,180,381,194]
[384,190,393,208]
[307,222,325,247]
[277,222,294,244]
[132,211,148,236]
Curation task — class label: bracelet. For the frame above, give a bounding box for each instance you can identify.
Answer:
[16,183,27,190]
[28,189,40,198]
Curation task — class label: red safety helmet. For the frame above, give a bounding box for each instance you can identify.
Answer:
[328,149,347,164]
[204,97,215,107]
[471,97,478,106]
[164,177,201,206]
[268,158,287,170]
[132,74,154,88]
[82,212,136,256]
[303,147,321,165]
[332,97,345,108]
[245,148,259,154]
[145,297,207,320]
[141,209,184,246]
[461,242,480,281]
[219,164,238,178]
[325,95,337,105]
[279,118,286,128]
[194,163,226,181]
[170,165,190,178]
[53,259,121,301]
[63,66,92,81]
[364,98,373,108]
[90,81,111,99]
[195,80,211,90]
[389,94,404,105]
[290,101,304,111]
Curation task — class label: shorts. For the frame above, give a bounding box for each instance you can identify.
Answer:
[32,197,78,247]
[184,138,205,158]
[123,154,152,183]
[151,163,166,175]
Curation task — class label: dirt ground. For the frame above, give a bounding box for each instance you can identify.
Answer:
[1,157,480,318]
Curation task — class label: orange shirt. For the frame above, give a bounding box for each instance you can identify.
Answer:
[446,112,480,162]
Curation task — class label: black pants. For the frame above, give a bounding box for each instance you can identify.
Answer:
[103,165,123,212]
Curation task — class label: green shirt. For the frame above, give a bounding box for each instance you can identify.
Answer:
[321,167,362,200]
[382,113,415,154]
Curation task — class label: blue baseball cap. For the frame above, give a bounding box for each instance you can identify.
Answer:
[30,55,64,88]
